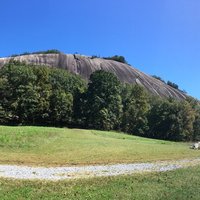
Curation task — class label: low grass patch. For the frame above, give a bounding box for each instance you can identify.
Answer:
[0,126,199,166]
[1,166,200,199]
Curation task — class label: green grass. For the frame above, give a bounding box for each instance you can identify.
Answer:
[1,166,200,199]
[0,125,199,166]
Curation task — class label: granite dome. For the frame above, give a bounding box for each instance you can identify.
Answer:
[0,53,186,100]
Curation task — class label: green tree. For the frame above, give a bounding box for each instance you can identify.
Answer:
[186,97,200,141]
[32,66,52,124]
[72,92,88,128]
[121,84,150,135]
[152,75,165,83]
[167,81,179,90]
[0,60,86,126]
[104,55,128,64]
[193,112,200,141]
[49,68,86,96]
[0,77,10,124]
[0,60,38,124]
[15,84,40,124]
[85,70,122,130]
[48,67,86,126]
[49,90,73,126]
[148,98,195,141]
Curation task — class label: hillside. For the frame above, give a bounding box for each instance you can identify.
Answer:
[0,126,198,166]
[0,53,186,100]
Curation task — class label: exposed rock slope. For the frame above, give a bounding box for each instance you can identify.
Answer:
[0,53,186,100]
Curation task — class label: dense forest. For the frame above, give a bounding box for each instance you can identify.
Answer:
[0,60,200,141]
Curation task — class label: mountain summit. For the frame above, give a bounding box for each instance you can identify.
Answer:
[0,53,186,100]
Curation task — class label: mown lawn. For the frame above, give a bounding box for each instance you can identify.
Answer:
[0,165,200,200]
[0,125,199,166]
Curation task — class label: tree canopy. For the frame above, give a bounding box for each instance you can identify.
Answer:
[10,49,62,57]
[103,55,128,64]
[0,60,86,125]
[0,61,199,141]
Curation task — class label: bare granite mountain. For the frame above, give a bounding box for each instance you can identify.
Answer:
[0,53,186,100]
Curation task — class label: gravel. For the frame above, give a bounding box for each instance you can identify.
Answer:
[0,158,200,181]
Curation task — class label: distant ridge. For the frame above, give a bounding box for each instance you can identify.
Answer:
[0,53,186,100]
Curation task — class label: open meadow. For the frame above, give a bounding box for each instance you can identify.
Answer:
[0,126,199,166]
[0,126,200,199]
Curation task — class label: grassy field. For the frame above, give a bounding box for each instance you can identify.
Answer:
[0,165,200,199]
[0,125,199,166]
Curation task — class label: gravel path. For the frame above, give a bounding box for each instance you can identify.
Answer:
[0,158,200,181]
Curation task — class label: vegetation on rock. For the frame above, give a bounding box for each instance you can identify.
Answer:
[103,55,128,64]
[152,75,186,92]
[167,80,179,90]
[10,49,61,57]
[152,75,166,83]
[91,55,128,64]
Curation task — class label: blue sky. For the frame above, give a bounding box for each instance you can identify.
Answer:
[1,0,200,99]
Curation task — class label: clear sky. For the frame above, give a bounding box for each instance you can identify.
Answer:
[1,0,200,99]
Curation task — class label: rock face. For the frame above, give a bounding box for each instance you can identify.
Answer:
[0,53,186,100]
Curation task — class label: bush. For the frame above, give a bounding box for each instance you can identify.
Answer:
[103,55,128,64]
[10,49,62,57]
[167,81,179,90]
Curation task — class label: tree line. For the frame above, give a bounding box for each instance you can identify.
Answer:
[91,55,128,64]
[10,49,62,58]
[0,61,200,141]
[152,75,184,91]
